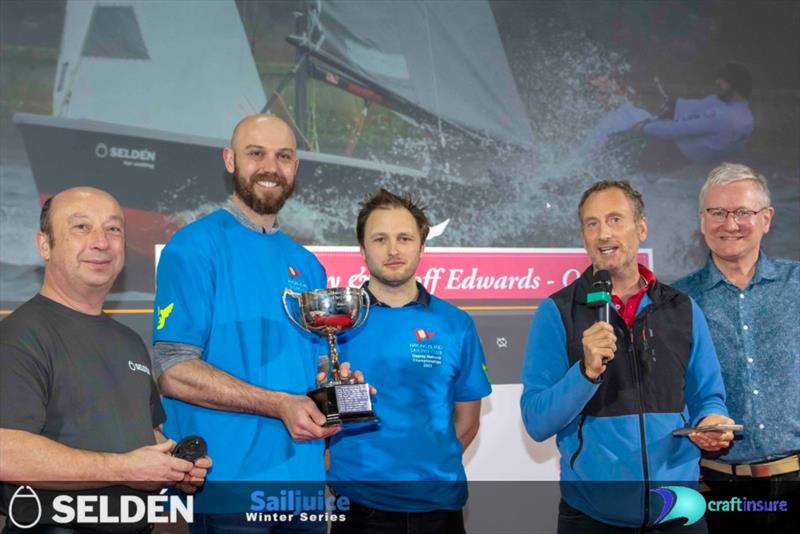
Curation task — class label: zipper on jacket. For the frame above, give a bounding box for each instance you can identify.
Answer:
[630,317,651,529]
[569,414,588,470]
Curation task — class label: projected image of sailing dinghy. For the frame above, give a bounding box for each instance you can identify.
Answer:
[14,0,533,291]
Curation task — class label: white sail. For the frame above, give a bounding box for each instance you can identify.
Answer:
[312,0,534,148]
[53,0,265,140]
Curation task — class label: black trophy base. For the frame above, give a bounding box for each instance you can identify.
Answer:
[307,382,379,426]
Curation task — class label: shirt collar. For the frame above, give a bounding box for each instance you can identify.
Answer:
[637,263,657,290]
[702,250,779,290]
[362,280,431,309]
[752,251,780,282]
[225,200,280,234]
[577,263,655,303]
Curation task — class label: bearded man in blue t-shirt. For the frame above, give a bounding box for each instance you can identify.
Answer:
[153,115,357,534]
[328,189,492,534]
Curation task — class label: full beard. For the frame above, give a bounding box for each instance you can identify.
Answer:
[233,170,295,215]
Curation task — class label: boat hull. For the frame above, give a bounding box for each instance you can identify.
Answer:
[14,113,429,292]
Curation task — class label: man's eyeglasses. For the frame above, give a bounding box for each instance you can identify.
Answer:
[704,207,769,223]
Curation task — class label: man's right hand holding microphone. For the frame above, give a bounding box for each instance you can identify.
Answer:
[581,322,617,381]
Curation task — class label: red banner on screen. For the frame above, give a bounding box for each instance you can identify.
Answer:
[308,247,653,301]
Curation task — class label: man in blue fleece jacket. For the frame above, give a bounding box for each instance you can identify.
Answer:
[520,180,735,532]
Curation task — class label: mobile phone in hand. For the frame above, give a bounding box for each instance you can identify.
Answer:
[671,424,743,437]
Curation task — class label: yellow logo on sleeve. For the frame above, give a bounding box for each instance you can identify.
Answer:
[156,303,174,330]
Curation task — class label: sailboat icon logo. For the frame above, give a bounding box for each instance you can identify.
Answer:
[8,485,42,529]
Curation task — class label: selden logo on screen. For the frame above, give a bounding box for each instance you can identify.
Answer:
[8,486,192,529]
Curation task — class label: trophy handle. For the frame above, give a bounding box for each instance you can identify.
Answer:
[351,288,370,330]
[282,289,307,331]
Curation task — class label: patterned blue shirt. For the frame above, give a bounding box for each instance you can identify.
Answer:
[674,253,800,463]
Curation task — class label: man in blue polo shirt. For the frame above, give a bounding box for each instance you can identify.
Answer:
[328,189,491,534]
[153,115,340,533]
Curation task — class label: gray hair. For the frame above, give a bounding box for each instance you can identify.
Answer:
[579,180,645,222]
[699,162,771,208]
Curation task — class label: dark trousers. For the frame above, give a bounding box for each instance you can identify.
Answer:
[188,513,326,534]
[331,501,465,534]
[2,524,151,534]
[701,466,799,534]
[557,500,709,534]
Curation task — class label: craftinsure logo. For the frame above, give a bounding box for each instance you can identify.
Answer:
[651,485,791,527]
[8,486,192,529]
[651,486,707,526]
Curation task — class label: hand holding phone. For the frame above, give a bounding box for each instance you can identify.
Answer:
[672,423,743,437]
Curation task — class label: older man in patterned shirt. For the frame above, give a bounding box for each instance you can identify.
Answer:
[675,162,799,534]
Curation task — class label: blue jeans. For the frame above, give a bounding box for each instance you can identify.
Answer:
[330,501,465,534]
[189,512,327,534]
[557,500,709,534]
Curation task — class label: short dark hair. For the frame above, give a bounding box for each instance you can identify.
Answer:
[578,180,645,222]
[717,61,752,100]
[40,196,55,246]
[356,188,430,247]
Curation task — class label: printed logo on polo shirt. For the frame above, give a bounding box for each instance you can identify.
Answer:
[286,267,310,293]
[156,303,174,330]
[410,328,443,368]
[414,328,435,341]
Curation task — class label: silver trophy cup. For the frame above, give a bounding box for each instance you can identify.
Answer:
[282,287,378,425]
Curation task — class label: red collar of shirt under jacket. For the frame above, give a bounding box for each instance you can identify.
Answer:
[610,264,656,328]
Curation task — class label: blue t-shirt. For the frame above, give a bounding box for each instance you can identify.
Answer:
[327,284,492,512]
[153,210,327,484]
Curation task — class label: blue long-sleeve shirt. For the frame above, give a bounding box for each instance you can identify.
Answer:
[674,253,800,463]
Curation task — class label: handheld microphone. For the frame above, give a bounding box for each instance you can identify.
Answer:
[588,270,613,365]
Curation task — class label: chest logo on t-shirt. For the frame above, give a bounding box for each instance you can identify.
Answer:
[410,329,443,368]
[156,302,174,330]
[414,328,435,341]
[286,266,310,292]
[128,360,152,376]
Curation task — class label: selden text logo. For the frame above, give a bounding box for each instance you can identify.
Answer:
[94,142,157,169]
[8,486,192,528]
